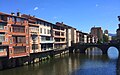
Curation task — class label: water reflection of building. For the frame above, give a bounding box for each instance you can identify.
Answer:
[85,47,102,56]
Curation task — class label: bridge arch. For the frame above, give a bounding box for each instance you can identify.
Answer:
[107,46,119,59]
[77,45,108,54]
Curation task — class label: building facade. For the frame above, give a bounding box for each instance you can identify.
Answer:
[53,22,66,49]
[0,12,99,59]
[22,14,40,53]
[22,14,54,52]
[0,12,29,58]
[90,27,103,43]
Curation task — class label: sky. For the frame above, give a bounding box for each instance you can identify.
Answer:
[0,0,120,34]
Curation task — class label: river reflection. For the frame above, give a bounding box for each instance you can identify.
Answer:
[0,48,120,75]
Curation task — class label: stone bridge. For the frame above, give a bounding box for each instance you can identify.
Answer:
[69,43,120,54]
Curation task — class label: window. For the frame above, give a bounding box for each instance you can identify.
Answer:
[14,46,26,54]
[55,38,60,42]
[40,28,42,33]
[55,31,60,36]
[47,29,49,34]
[17,37,26,43]
[45,23,48,26]
[26,39,28,44]
[5,38,8,42]
[10,38,12,44]
[46,37,50,40]
[32,44,38,50]
[61,38,65,41]
[11,17,15,22]
[0,47,5,52]
[0,23,6,30]
[0,34,5,42]
[12,26,25,33]
[37,21,41,24]
[41,22,44,25]
[16,18,21,22]
[44,22,46,26]
[26,28,29,34]
[41,36,45,41]
[0,15,6,21]
[61,32,64,36]
[61,27,64,30]
[10,27,12,32]
[7,17,10,21]
[13,36,26,43]
[44,29,46,34]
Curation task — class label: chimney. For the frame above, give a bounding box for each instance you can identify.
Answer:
[11,12,15,16]
[17,12,21,17]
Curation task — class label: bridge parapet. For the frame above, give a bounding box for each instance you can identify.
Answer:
[70,43,120,55]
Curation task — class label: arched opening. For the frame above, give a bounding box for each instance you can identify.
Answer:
[85,47,102,55]
[107,47,119,59]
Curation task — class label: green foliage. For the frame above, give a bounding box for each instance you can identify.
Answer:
[103,34,109,43]
[97,39,102,44]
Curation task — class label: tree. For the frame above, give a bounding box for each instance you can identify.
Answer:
[97,38,102,44]
[103,34,109,43]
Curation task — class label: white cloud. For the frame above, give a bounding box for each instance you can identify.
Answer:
[96,4,99,7]
[34,7,38,10]
[53,16,57,19]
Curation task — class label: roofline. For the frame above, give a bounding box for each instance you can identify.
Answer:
[0,12,27,19]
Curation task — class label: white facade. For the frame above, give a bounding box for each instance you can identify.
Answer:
[74,30,76,43]
[39,23,51,36]
[68,29,72,47]
[84,35,87,43]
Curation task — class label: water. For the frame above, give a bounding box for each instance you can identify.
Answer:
[0,47,120,75]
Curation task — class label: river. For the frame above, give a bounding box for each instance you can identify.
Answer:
[0,47,120,75]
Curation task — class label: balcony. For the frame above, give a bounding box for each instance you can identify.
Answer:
[31,40,39,44]
[9,46,29,58]
[41,40,54,43]
[53,29,65,32]
[0,22,7,32]
[41,47,53,51]
[40,37,54,43]
[12,43,27,47]
[0,34,5,43]
[29,23,39,26]
[30,32,39,35]
[31,49,39,53]
[0,47,7,57]
[30,27,39,35]
[54,35,65,38]
[54,41,66,44]
[0,15,7,23]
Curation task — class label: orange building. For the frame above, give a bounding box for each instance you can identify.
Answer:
[90,27,103,43]
[0,12,29,58]
[53,22,66,49]
[22,14,54,52]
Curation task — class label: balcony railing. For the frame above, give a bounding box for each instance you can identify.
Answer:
[40,40,54,43]
[31,40,39,44]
